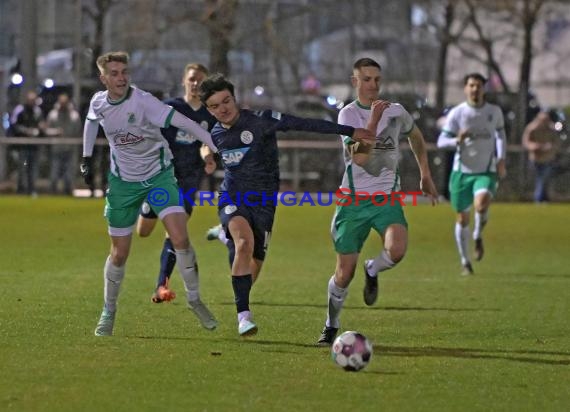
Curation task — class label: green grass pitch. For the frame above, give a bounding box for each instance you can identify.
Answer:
[0,196,568,411]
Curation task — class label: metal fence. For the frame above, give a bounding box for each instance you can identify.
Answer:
[0,136,569,201]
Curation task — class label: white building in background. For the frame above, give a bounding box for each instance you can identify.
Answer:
[2,0,570,110]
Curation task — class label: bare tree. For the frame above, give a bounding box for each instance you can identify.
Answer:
[83,0,120,76]
[433,0,477,112]
[459,0,548,140]
[21,0,38,94]
[263,2,312,106]
[202,0,239,75]
[409,0,471,112]
[463,0,513,93]
[435,1,457,112]
[516,0,546,137]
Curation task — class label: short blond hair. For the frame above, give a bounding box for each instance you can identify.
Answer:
[96,51,129,74]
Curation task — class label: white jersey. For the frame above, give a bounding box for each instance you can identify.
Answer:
[338,101,414,193]
[86,87,176,182]
[439,102,506,174]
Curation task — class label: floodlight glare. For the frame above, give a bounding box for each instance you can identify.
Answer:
[11,73,23,85]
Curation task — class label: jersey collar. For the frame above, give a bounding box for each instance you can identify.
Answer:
[107,86,133,105]
[356,100,371,110]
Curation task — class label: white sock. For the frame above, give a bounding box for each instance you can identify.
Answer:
[455,223,470,265]
[103,256,125,312]
[218,227,229,246]
[175,248,200,302]
[473,211,488,240]
[326,275,348,329]
[367,249,395,277]
[237,310,251,323]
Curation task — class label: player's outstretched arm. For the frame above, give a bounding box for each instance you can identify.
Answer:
[170,111,218,153]
[351,128,375,145]
[270,112,375,144]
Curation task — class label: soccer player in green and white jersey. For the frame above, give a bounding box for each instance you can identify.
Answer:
[81,51,218,336]
[317,57,439,345]
[437,73,507,276]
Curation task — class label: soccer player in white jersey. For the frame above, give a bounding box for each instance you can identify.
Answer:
[81,51,219,336]
[316,58,439,346]
[437,73,507,276]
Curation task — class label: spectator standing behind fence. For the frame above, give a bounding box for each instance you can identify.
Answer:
[46,93,82,195]
[10,90,45,196]
[522,111,561,203]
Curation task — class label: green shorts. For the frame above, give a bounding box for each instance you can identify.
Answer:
[104,167,184,233]
[331,196,408,254]
[449,171,498,212]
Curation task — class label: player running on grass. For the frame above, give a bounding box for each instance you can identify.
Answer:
[199,73,376,337]
[81,51,218,336]
[437,73,507,276]
[316,57,439,346]
[135,63,217,304]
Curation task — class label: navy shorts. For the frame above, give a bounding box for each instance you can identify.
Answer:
[218,202,275,261]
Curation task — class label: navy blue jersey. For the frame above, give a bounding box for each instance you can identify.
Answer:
[161,97,217,180]
[211,109,355,199]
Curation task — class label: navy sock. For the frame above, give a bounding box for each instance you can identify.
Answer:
[228,254,235,269]
[226,239,236,269]
[231,274,252,313]
[157,238,176,288]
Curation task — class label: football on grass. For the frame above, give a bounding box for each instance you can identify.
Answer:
[331,331,373,371]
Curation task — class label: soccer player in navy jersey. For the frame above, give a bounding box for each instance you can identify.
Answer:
[199,73,376,336]
[135,63,218,303]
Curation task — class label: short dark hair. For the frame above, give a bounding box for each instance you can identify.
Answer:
[199,73,235,104]
[353,57,382,72]
[463,72,487,85]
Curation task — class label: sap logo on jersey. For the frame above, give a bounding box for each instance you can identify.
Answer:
[222,147,250,166]
[175,130,198,145]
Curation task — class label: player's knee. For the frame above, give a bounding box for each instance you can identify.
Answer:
[335,263,356,287]
[457,213,470,226]
[110,251,128,267]
[386,248,405,265]
[169,236,189,250]
[136,228,152,237]
[391,252,405,265]
[335,271,354,288]
[234,237,254,257]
